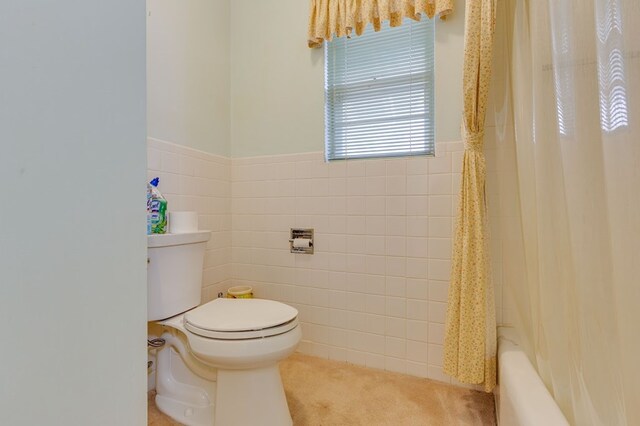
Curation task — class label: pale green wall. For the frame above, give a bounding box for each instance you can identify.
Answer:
[148,0,466,158]
[147,0,230,156]
[230,0,324,157]
[230,0,466,158]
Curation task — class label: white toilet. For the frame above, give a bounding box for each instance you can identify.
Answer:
[148,231,301,426]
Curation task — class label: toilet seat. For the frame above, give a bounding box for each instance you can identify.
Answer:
[184,298,299,340]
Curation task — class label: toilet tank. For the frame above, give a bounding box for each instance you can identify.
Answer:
[147,231,211,321]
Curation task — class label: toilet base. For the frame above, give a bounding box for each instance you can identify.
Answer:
[215,366,292,426]
[155,345,216,426]
[155,334,293,426]
[156,394,214,426]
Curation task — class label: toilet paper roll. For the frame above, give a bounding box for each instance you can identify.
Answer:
[168,211,198,234]
[292,238,312,248]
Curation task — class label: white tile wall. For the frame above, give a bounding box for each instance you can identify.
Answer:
[230,142,464,383]
[147,138,232,301]
[144,137,508,388]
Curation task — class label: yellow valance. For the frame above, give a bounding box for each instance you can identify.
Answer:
[308,0,454,48]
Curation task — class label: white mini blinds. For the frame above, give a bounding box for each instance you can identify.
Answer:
[325,17,435,161]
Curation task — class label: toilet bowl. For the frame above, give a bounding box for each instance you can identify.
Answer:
[147,232,301,426]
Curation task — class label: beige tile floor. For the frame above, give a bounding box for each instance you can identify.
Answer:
[149,353,496,426]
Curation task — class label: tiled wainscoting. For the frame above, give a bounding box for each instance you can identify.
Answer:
[147,138,232,300]
[231,142,465,383]
[146,139,507,387]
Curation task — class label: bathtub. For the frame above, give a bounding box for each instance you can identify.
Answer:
[496,327,569,426]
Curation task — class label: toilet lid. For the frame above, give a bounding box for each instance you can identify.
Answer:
[184,298,299,340]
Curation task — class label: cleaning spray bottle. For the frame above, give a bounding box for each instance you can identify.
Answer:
[147,177,168,234]
[146,182,152,235]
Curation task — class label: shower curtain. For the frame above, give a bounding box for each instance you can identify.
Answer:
[443,0,497,392]
[500,0,640,424]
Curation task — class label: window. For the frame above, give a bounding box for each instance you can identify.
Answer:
[325,18,435,161]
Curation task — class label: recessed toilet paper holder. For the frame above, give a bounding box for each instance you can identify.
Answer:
[289,228,314,254]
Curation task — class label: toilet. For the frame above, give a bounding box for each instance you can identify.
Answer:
[148,231,301,426]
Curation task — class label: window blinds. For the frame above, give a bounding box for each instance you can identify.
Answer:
[325,18,435,161]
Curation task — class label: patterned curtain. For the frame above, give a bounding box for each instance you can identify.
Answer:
[443,0,497,392]
[307,0,453,48]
